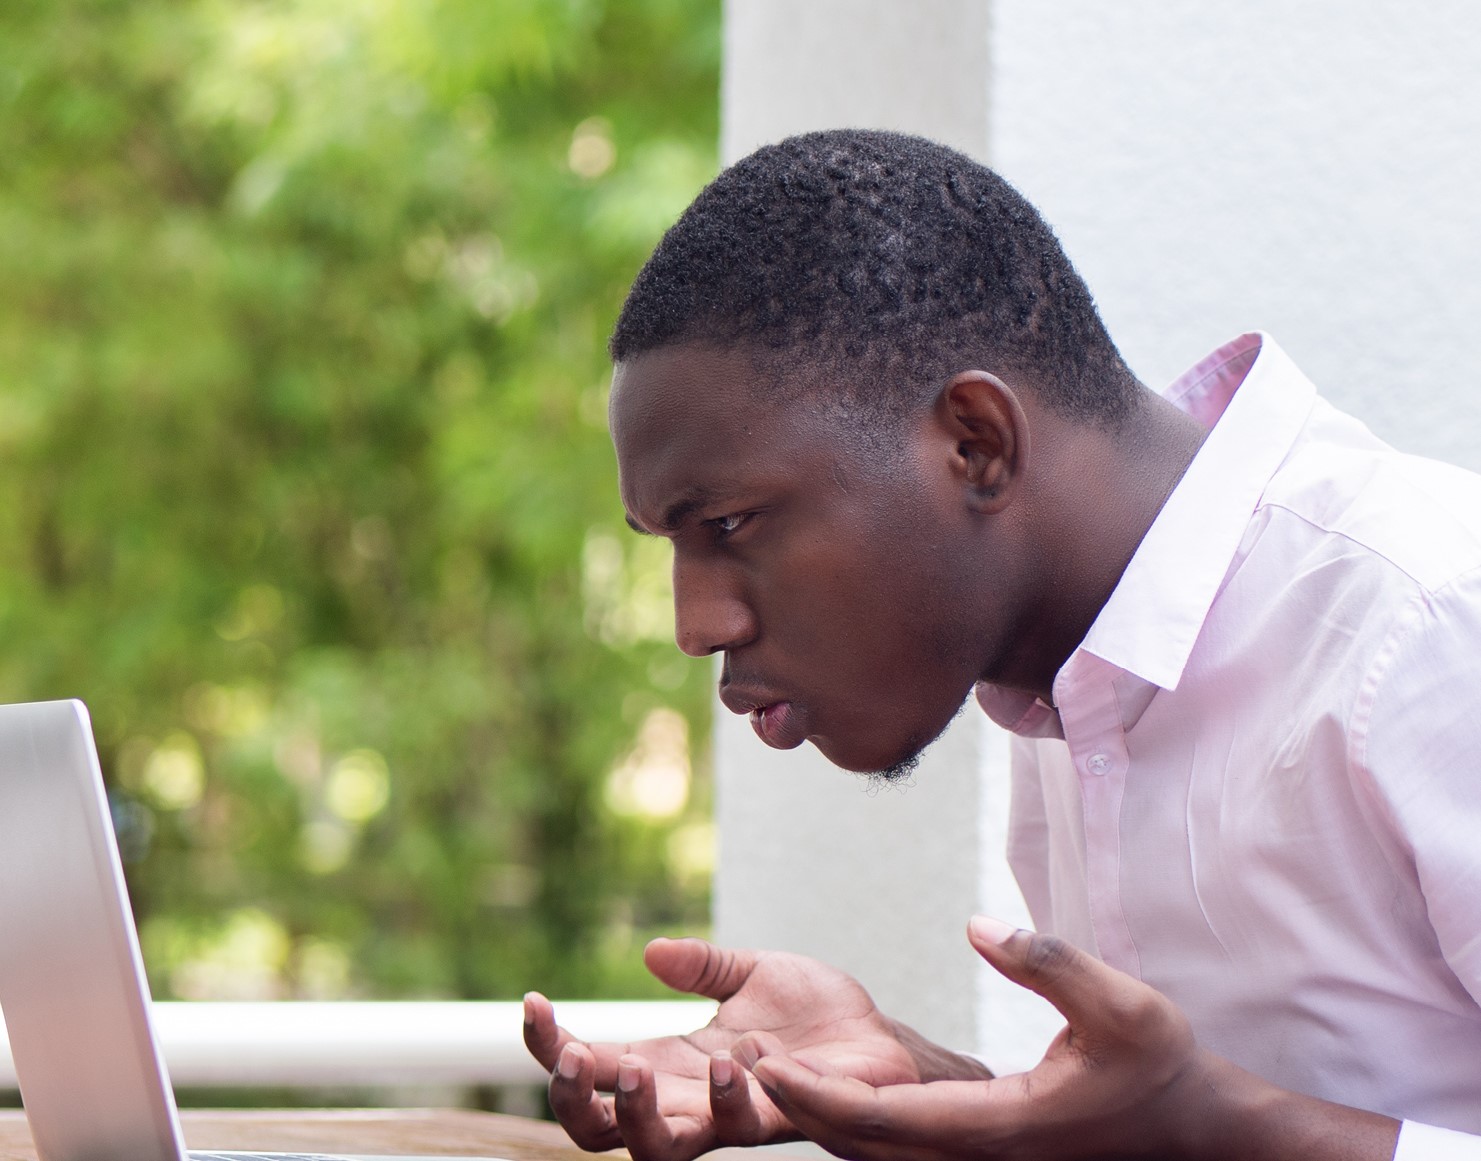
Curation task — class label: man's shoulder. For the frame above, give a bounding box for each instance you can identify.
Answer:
[1255,397,1481,595]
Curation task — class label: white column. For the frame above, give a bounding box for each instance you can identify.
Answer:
[715,0,1055,1072]
[722,0,992,162]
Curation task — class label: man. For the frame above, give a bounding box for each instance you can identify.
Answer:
[523,130,1481,1160]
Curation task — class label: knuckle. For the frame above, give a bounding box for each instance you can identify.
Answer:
[547,1095,587,1132]
[692,946,730,995]
[710,1080,744,1105]
[854,1108,895,1144]
[711,1083,766,1143]
[556,1111,617,1153]
[1021,932,1076,982]
[1112,988,1188,1044]
[611,1118,659,1159]
[571,1129,616,1153]
[1112,988,1164,1027]
[524,1026,558,1063]
[1149,1000,1197,1055]
[622,1138,666,1161]
[615,1111,693,1161]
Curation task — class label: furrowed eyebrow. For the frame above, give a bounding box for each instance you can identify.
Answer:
[625,488,723,536]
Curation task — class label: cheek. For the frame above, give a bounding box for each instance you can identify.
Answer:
[754,484,976,669]
[762,534,892,631]
[764,541,950,673]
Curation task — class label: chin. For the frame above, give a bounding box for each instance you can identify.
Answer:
[811,732,930,781]
[815,698,969,778]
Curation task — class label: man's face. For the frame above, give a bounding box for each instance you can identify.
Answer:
[610,344,1014,776]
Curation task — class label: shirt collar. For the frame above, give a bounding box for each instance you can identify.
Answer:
[977,332,1317,734]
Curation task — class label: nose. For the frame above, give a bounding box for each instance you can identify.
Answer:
[672,552,757,657]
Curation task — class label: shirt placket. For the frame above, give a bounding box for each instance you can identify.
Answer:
[1054,653,1140,978]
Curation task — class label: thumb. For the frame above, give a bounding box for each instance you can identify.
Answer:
[966,915,1165,1041]
[644,936,762,1002]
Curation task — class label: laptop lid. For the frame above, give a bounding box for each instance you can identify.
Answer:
[0,701,513,1161]
[0,699,187,1161]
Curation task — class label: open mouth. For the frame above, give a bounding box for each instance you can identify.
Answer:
[748,701,805,750]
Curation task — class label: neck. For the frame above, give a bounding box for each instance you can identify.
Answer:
[1012,391,1208,704]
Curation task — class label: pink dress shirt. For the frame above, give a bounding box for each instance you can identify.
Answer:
[978,334,1481,1158]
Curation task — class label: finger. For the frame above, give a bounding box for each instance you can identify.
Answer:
[644,937,762,1002]
[709,1050,769,1144]
[753,1056,1000,1161]
[735,1029,848,1083]
[522,992,574,1070]
[614,1052,712,1161]
[967,916,1189,1055]
[524,992,626,1089]
[730,1029,787,1072]
[546,1042,623,1153]
[749,1055,913,1161]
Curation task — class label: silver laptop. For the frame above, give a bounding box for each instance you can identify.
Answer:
[0,699,510,1161]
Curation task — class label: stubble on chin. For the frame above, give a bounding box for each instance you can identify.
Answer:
[856,692,974,791]
[863,749,922,791]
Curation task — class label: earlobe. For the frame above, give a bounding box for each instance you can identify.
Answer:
[940,371,1028,514]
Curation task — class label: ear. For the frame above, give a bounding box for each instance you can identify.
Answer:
[936,370,1029,514]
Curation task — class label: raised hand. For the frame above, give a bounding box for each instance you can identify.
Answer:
[740,917,1401,1161]
[523,935,990,1161]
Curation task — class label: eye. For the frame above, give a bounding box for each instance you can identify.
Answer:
[709,512,751,539]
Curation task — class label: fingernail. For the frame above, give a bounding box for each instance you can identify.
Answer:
[557,1044,581,1080]
[970,915,1019,945]
[617,1055,641,1093]
[711,1050,733,1086]
[750,1059,779,1098]
[522,993,537,1023]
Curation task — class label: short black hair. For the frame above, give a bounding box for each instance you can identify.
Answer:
[610,129,1140,425]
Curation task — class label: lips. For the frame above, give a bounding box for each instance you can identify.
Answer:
[719,685,807,750]
[748,701,806,749]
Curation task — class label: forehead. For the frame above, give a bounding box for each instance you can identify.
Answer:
[609,345,837,529]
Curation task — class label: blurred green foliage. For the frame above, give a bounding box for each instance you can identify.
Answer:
[0,0,719,1001]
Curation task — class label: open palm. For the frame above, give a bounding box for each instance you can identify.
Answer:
[524,937,983,1160]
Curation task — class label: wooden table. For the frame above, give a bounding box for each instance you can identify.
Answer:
[0,1109,814,1161]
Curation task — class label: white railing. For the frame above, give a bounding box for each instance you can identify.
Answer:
[0,1000,715,1087]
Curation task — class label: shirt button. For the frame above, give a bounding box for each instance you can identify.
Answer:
[1086,753,1111,776]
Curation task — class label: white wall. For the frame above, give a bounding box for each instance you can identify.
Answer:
[715,0,1481,1074]
[990,0,1481,471]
